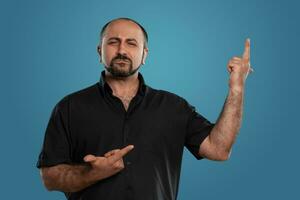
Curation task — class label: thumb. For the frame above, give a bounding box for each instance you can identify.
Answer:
[84,154,97,163]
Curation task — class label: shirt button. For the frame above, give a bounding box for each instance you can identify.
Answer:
[126,161,131,165]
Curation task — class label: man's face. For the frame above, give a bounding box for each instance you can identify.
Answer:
[98,20,148,77]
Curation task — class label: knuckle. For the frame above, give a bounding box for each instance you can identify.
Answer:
[113,163,124,170]
[111,163,118,169]
[118,164,125,169]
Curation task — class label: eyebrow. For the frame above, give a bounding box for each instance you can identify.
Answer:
[108,37,138,43]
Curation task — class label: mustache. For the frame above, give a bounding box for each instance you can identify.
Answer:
[111,54,132,63]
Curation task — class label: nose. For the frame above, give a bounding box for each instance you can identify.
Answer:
[117,42,127,55]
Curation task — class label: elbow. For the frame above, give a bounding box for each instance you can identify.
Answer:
[218,153,230,161]
[217,149,231,161]
[40,168,57,191]
[43,183,55,192]
[220,149,231,161]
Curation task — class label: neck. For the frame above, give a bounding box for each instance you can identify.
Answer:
[104,70,140,97]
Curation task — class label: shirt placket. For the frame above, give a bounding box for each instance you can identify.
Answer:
[122,112,134,199]
[122,95,143,199]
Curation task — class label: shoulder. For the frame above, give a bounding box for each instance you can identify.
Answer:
[155,88,186,101]
[54,83,99,109]
[147,87,193,112]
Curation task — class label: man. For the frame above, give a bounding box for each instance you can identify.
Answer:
[37,17,253,200]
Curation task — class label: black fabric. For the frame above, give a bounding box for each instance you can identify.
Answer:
[36,71,215,200]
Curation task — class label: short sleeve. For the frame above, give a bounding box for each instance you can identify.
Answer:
[36,97,72,168]
[184,103,215,160]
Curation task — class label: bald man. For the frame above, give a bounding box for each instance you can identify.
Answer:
[37,17,253,200]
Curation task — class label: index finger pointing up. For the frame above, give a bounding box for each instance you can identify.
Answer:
[109,145,134,164]
[243,38,250,61]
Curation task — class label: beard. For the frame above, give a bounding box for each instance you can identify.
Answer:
[104,53,143,78]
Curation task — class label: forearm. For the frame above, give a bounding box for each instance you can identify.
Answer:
[41,164,100,193]
[209,88,244,155]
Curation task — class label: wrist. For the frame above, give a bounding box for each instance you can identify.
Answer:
[84,166,104,184]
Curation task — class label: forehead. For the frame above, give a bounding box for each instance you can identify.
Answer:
[103,20,144,41]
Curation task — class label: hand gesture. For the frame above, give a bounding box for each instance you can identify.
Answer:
[227,38,253,92]
[83,145,134,180]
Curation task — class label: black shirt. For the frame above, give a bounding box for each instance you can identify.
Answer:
[37,71,215,200]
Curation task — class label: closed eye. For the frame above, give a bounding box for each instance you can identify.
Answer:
[128,43,136,46]
[108,41,117,44]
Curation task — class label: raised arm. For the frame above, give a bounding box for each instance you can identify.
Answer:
[199,39,253,161]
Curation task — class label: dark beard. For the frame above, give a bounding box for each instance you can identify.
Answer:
[104,53,143,78]
[105,63,141,78]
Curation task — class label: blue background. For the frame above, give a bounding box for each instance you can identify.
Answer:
[1,0,299,199]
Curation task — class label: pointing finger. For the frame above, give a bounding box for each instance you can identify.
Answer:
[243,38,250,62]
[108,145,134,164]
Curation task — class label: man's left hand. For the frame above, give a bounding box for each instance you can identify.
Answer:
[227,38,253,92]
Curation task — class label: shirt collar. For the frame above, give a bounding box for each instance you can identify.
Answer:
[99,70,147,97]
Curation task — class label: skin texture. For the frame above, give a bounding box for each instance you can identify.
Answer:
[40,19,149,193]
[39,19,253,193]
[198,39,253,161]
[97,19,149,110]
[40,145,134,192]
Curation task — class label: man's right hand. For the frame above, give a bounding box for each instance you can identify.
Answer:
[83,145,134,180]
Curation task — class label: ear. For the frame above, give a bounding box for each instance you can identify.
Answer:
[142,47,149,65]
[97,45,102,63]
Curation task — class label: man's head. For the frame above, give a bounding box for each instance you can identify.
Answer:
[97,18,149,78]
